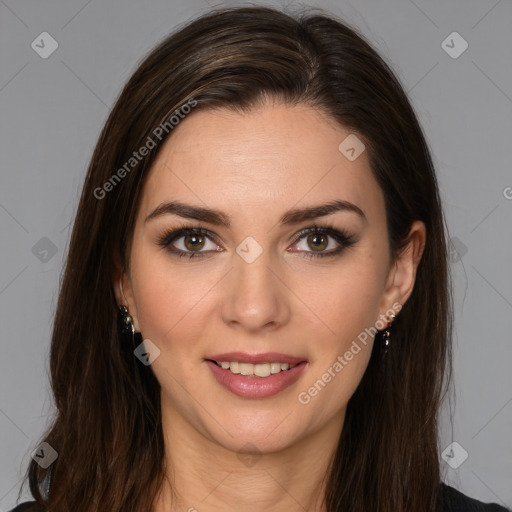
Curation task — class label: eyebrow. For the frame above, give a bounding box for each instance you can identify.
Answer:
[145,199,366,227]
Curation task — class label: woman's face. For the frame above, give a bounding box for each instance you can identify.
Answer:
[116,100,423,455]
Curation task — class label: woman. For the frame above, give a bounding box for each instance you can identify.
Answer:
[10,6,510,512]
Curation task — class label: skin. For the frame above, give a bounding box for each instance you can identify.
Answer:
[113,99,426,512]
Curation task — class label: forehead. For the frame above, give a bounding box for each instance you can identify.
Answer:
[138,102,383,223]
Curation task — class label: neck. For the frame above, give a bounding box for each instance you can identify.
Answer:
[152,404,344,512]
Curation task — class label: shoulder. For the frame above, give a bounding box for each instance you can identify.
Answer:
[441,483,511,512]
[8,502,45,512]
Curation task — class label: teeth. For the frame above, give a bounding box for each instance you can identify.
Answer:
[214,361,298,377]
[229,361,240,374]
[270,362,282,374]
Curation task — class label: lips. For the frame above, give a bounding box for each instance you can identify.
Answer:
[205,352,307,365]
[205,359,308,398]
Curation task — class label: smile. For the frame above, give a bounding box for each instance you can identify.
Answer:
[205,359,308,399]
[211,360,299,377]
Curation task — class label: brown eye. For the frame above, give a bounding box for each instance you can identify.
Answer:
[290,225,357,260]
[307,233,328,252]
[183,233,206,251]
[157,227,222,259]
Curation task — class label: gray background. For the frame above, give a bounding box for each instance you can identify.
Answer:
[1,0,511,509]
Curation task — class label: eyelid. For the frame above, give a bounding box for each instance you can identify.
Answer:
[290,223,352,245]
[157,224,221,247]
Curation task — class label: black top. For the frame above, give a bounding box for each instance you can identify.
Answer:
[8,483,511,511]
[441,484,510,511]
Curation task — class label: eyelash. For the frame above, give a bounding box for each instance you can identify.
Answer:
[156,223,357,260]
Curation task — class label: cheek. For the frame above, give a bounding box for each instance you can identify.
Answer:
[129,246,220,351]
[294,275,379,414]
[292,253,385,401]
[294,259,385,344]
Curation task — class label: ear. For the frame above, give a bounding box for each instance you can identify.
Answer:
[378,220,426,323]
[112,250,141,331]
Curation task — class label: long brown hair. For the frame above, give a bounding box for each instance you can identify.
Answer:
[19,6,452,511]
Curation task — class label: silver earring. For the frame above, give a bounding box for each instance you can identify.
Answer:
[119,305,135,336]
[119,281,134,335]
[118,305,143,349]
[381,312,396,356]
[118,282,143,348]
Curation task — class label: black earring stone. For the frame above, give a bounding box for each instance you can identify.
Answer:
[119,305,134,335]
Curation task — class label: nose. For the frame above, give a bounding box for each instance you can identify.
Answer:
[221,247,291,334]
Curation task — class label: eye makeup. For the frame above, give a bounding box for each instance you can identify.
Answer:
[155,222,358,260]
